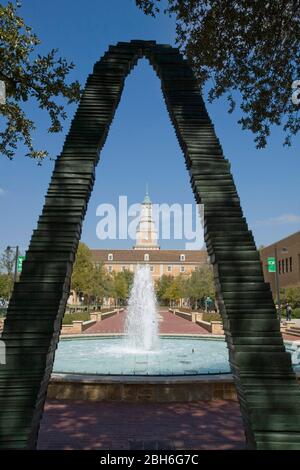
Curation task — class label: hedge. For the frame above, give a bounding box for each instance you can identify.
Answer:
[292,308,300,319]
[62,312,90,325]
[202,312,222,322]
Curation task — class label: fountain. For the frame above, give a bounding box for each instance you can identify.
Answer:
[124,265,159,352]
[52,267,300,378]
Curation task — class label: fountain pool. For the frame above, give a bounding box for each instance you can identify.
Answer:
[50,265,300,403]
[53,335,300,376]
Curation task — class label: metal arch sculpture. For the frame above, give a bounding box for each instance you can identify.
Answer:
[1,40,300,450]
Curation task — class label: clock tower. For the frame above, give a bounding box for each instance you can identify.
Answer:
[134,189,160,250]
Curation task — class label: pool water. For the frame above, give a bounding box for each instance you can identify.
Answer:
[53,336,300,376]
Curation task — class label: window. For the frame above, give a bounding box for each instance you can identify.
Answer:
[108,265,113,273]
[180,254,185,261]
[167,265,172,272]
[286,258,288,273]
[144,253,149,261]
[278,260,281,275]
[108,253,113,261]
[180,266,185,273]
[150,266,154,272]
[290,257,293,272]
[282,259,285,274]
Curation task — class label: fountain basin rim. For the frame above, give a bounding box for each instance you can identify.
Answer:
[51,369,300,384]
[59,333,227,341]
[51,371,234,385]
[48,370,300,403]
[59,333,300,348]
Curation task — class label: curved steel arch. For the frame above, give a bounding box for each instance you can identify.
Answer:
[1,40,300,450]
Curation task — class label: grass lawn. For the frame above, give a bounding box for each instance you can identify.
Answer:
[62,312,91,325]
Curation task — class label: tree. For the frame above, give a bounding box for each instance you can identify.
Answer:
[120,269,134,294]
[136,1,300,148]
[280,285,300,308]
[0,273,13,300]
[71,243,116,305]
[0,247,15,275]
[71,242,94,301]
[163,274,186,306]
[89,263,110,305]
[109,271,133,306]
[0,2,81,160]
[0,247,17,299]
[186,265,215,309]
[155,274,174,304]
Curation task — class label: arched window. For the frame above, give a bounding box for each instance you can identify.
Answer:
[108,253,113,261]
[144,253,149,261]
[180,254,185,261]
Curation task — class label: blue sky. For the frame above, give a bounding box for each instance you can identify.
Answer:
[1,0,300,256]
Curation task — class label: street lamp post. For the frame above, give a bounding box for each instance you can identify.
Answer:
[274,245,281,321]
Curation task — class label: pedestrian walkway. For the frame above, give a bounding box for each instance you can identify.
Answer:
[84,310,127,334]
[84,309,209,335]
[83,308,300,341]
[38,399,245,450]
[158,310,209,334]
[283,332,300,341]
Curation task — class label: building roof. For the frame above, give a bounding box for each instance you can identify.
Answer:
[91,249,208,264]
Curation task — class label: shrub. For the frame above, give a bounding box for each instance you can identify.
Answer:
[279,285,300,308]
[292,308,300,319]
[0,308,6,318]
[202,312,222,322]
[100,307,118,313]
[62,312,90,325]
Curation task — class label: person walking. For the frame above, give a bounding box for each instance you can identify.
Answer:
[205,296,213,313]
[286,303,292,322]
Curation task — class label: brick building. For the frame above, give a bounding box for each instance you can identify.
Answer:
[91,248,207,281]
[260,230,300,294]
[91,190,207,280]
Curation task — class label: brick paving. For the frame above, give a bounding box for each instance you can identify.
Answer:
[83,309,300,341]
[84,309,209,335]
[84,310,127,334]
[38,399,245,450]
[282,333,300,341]
[158,310,209,334]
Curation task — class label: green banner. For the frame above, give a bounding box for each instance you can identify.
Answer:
[267,257,276,273]
[17,255,25,273]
